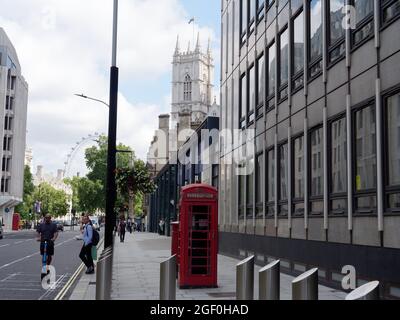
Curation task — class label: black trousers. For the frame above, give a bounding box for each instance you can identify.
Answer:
[79,244,94,268]
[120,230,126,242]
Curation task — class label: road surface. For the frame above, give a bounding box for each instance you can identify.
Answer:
[0,228,84,300]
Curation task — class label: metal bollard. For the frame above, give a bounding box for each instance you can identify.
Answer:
[346,281,380,300]
[259,260,280,300]
[236,256,255,300]
[96,247,113,300]
[292,268,319,300]
[160,255,177,300]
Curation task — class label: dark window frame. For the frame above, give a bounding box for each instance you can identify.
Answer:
[307,0,323,81]
[383,88,400,214]
[248,0,256,35]
[350,0,375,50]
[308,125,325,216]
[256,52,265,118]
[381,0,400,29]
[278,141,289,217]
[326,0,346,66]
[238,166,246,219]
[246,157,255,218]
[292,133,305,217]
[328,113,348,216]
[266,147,276,217]
[240,0,248,46]
[278,26,289,102]
[352,101,378,215]
[257,0,266,24]
[248,63,256,125]
[256,151,264,217]
[291,7,305,94]
[266,41,276,112]
[239,72,247,130]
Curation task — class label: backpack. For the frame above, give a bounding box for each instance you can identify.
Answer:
[88,223,100,246]
[92,227,100,246]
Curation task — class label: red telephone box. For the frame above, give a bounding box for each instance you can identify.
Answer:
[171,221,180,266]
[12,213,20,231]
[178,184,218,288]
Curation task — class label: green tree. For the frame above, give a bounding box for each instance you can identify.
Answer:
[84,135,134,212]
[76,178,103,214]
[116,159,156,216]
[15,166,36,220]
[33,183,69,218]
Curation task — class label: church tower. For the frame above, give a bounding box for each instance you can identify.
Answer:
[171,33,215,128]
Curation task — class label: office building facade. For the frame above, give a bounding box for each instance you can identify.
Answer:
[219,0,400,298]
[0,28,28,229]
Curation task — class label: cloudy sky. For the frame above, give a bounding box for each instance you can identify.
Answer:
[0,0,220,177]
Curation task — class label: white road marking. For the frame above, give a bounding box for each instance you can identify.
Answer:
[1,273,18,282]
[0,237,76,270]
[0,244,10,248]
[15,241,24,245]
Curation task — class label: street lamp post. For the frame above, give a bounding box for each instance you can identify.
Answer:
[105,0,119,249]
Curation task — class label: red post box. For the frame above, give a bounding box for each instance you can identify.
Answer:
[178,184,218,289]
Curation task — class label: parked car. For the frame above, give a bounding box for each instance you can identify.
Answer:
[54,220,64,232]
[0,224,3,239]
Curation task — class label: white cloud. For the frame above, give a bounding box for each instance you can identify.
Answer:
[0,0,218,176]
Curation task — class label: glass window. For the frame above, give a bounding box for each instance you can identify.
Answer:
[256,153,264,204]
[240,73,247,128]
[383,0,400,24]
[294,136,304,198]
[241,0,248,35]
[268,43,276,97]
[292,0,303,13]
[279,29,289,87]
[309,0,323,62]
[249,65,255,115]
[247,157,254,216]
[239,173,245,217]
[279,144,288,201]
[184,74,192,101]
[293,11,304,75]
[329,0,345,45]
[249,0,256,32]
[355,105,376,191]
[310,128,324,197]
[387,93,400,187]
[354,0,374,24]
[331,117,347,194]
[267,149,275,202]
[257,54,265,106]
[257,0,265,21]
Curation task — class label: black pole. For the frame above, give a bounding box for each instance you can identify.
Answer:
[105,66,119,249]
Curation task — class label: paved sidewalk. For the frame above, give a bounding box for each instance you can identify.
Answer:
[70,232,346,300]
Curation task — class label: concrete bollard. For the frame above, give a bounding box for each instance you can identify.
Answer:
[346,281,380,300]
[292,268,319,300]
[160,255,177,300]
[259,260,280,300]
[96,247,113,300]
[236,256,255,300]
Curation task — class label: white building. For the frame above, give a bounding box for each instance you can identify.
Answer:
[0,28,28,230]
[33,166,73,222]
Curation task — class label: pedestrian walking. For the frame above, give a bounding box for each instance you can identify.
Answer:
[79,215,95,274]
[127,218,133,234]
[118,218,126,243]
